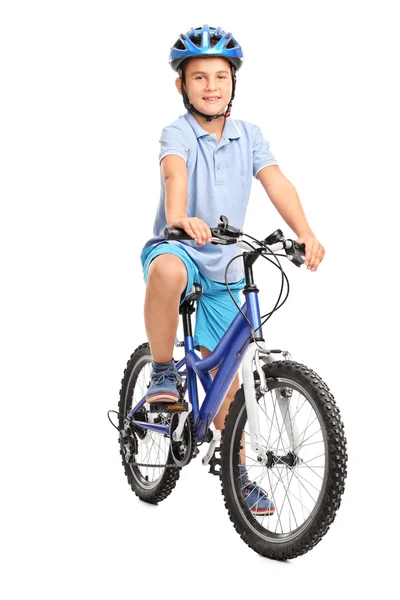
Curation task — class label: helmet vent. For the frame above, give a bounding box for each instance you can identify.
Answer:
[187,32,223,48]
[173,38,186,50]
[225,38,237,49]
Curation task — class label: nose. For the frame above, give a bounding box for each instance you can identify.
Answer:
[205,77,218,91]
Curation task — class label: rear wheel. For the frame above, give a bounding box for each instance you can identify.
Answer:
[220,360,348,560]
[118,343,181,504]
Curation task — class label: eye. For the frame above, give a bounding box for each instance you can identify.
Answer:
[218,75,227,79]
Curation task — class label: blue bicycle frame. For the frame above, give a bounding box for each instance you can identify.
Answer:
[127,268,264,443]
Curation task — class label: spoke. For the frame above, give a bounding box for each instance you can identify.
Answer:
[298,467,305,522]
[243,428,274,452]
[147,433,168,458]
[240,467,272,494]
[294,426,322,450]
[258,394,282,443]
[266,390,278,448]
[274,465,299,531]
[298,439,324,448]
[141,438,153,464]
[301,452,326,464]
[275,388,293,454]
[154,434,160,480]
[139,368,147,396]
[271,469,311,513]
[289,467,321,499]
[260,473,281,529]
[266,469,284,533]
[245,465,277,519]
[266,389,307,451]
[297,461,324,481]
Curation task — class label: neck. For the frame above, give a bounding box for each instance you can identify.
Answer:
[190,111,226,139]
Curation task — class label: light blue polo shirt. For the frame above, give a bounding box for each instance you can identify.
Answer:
[141,111,278,282]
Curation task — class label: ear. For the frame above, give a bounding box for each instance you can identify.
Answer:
[175,77,183,96]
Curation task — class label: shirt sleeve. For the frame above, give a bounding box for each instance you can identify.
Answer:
[252,126,278,177]
[159,125,189,164]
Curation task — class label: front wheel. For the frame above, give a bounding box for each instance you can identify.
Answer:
[220,360,348,560]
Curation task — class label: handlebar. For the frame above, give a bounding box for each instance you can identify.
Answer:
[164,215,306,267]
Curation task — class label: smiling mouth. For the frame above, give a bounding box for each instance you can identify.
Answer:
[203,97,221,102]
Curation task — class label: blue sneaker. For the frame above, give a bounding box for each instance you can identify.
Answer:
[146,360,182,404]
[239,465,275,516]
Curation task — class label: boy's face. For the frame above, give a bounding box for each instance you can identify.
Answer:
[176,57,234,116]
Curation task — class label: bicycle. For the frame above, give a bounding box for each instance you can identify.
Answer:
[109,215,348,560]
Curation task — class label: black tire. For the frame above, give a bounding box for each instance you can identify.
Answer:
[220,360,348,560]
[118,342,181,504]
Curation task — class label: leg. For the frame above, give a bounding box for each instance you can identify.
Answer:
[199,345,245,465]
[144,254,188,363]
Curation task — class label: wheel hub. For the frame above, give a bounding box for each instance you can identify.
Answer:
[262,450,301,469]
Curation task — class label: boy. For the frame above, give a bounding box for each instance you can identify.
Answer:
[140,25,325,513]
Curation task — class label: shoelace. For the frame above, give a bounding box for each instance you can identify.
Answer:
[150,367,182,386]
[243,481,269,498]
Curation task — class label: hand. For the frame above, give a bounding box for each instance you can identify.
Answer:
[169,217,212,247]
[296,232,325,271]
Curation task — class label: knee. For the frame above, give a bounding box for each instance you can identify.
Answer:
[147,254,188,290]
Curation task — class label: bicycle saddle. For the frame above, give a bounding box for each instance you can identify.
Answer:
[183,282,203,304]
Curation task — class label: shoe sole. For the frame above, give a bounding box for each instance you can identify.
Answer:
[251,508,276,516]
[146,393,180,403]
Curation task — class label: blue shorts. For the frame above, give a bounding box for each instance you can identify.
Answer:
[140,242,245,352]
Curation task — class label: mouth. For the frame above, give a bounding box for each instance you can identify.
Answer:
[202,96,221,103]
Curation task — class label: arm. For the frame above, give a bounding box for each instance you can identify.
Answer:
[161,154,188,225]
[161,154,212,245]
[256,165,325,271]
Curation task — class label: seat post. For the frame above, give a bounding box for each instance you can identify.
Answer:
[178,282,203,339]
[180,302,194,338]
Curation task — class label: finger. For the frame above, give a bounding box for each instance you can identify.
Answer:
[309,244,322,270]
[195,220,209,244]
[305,242,313,267]
[314,247,325,267]
[186,219,201,241]
[314,248,325,269]
[308,240,320,268]
[202,226,210,244]
[184,223,197,241]
[193,225,204,245]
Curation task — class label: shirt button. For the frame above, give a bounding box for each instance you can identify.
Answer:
[207,136,212,142]
[217,164,220,169]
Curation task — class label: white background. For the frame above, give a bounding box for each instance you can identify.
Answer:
[1,1,399,598]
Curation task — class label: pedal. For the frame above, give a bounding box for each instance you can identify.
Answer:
[149,401,188,413]
[208,445,222,476]
[202,429,221,468]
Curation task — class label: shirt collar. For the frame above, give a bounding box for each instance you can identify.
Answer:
[184,111,241,140]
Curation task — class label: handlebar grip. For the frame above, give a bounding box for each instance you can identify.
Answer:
[164,226,194,241]
[286,240,306,267]
[294,241,306,255]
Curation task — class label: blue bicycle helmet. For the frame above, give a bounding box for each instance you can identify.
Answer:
[169,24,244,72]
[169,24,244,121]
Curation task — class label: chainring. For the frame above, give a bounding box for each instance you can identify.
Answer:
[169,412,194,468]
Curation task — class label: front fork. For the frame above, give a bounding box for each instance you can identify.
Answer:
[241,342,301,462]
